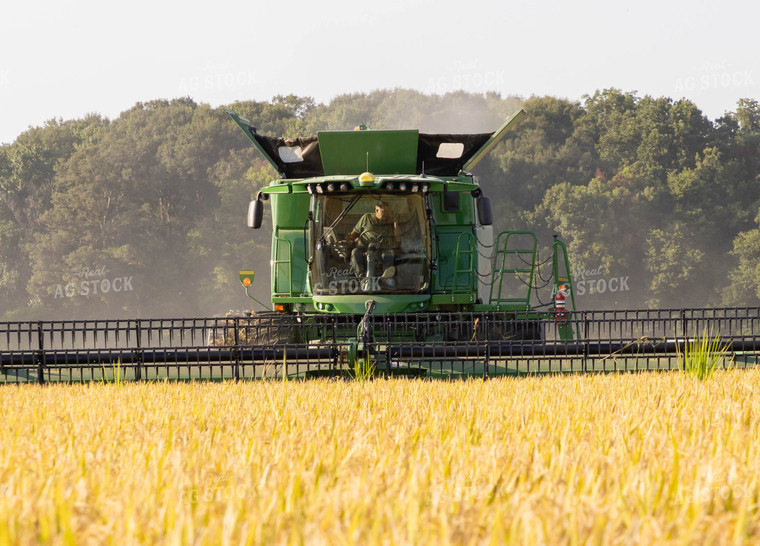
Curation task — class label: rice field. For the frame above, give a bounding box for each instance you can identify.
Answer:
[1,370,759,545]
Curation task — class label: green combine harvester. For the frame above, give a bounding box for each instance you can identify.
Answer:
[226,108,577,355]
[7,113,760,384]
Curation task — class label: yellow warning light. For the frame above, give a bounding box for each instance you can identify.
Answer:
[242,277,251,287]
[358,172,375,186]
[274,304,286,312]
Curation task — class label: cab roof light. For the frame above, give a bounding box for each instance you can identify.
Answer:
[358,172,375,186]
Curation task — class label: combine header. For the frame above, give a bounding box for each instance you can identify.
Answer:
[226,109,578,364]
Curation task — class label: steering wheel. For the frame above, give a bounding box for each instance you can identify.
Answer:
[359,231,383,246]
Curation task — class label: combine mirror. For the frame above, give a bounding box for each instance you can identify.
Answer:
[477,196,493,226]
[248,199,263,229]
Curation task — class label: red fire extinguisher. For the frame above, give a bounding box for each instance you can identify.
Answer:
[555,284,568,325]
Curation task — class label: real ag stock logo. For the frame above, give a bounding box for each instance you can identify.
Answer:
[53,265,135,299]
[574,264,630,296]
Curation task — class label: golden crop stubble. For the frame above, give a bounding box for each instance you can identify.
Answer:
[0,370,758,544]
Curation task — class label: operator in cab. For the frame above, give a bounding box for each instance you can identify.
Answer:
[347,200,400,287]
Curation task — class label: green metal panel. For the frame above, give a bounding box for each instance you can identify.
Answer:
[312,294,429,315]
[268,193,309,301]
[434,227,476,295]
[271,193,310,228]
[429,189,478,303]
[317,130,419,175]
[431,189,476,225]
[430,294,480,306]
[272,229,307,296]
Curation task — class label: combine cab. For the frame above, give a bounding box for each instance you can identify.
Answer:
[227,109,577,356]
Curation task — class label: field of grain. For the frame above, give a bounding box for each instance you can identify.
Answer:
[1,370,759,544]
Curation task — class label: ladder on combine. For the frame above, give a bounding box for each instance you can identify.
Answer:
[489,231,538,310]
[450,232,477,302]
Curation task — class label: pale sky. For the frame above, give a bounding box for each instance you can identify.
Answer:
[1,0,758,145]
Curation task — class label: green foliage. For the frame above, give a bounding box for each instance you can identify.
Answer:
[352,353,376,383]
[678,328,732,380]
[496,95,597,211]
[734,98,760,135]
[527,176,645,302]
[722,209,760,306]
[644,224,704,307]
[1,89,760,318]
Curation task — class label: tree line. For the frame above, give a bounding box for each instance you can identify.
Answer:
[1,89,759,319]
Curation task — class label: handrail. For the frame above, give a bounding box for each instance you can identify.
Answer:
[489,231,538,309]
